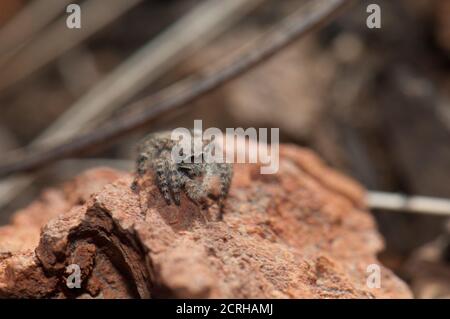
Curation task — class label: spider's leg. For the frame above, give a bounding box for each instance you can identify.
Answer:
[131,152,150,190]
[167,161,182,205]
[218,163,233,200]
[155,158,172,205]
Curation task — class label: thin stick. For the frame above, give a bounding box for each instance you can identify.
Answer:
[0,0,73,57]
[0,0,352,177]
[367,191,450,217]
[0,0,143,92]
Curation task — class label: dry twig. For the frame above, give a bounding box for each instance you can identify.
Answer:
[0,0,73,58]
[0,0,143,92]
[368,191,450,217]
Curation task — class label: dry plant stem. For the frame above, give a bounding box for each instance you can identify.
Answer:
[0,0,73,58]
[0,0,351,178]
[0,0,143,92]
[368,191,450,217]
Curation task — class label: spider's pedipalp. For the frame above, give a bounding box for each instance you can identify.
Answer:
[182,175,208,204]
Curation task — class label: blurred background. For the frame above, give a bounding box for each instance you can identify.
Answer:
[0,0,449,298]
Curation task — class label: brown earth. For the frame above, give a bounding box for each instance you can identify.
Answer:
[0,145,412,298]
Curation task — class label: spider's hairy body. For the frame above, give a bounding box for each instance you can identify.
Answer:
[132,130,232,206]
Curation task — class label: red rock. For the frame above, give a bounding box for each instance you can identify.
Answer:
[0,146,412,298]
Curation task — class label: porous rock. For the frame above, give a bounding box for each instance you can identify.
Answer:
[0,146,412,298]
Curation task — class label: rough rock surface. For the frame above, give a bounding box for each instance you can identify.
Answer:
[0,145,412,298]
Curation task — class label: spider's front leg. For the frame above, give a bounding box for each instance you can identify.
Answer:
[154,156,174,205]
[167,161,182,205]
[217,162,233,202]
[132,132,178,204]
[131,149,174,205]
[131,152,150,191]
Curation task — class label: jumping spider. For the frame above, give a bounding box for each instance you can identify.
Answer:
[131,130,232,206]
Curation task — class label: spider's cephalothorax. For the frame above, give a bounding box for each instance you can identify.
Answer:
[131,130,232,206]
